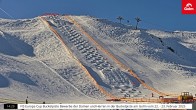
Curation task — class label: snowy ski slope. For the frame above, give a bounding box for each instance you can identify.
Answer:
[72,15,196,95]
[0,15,195,103]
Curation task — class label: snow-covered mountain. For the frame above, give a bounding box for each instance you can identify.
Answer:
[0,15,195,103]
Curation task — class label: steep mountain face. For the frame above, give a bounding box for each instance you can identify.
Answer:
[0,15,195,103]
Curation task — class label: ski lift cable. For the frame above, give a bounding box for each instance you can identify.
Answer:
[0,7,14,19]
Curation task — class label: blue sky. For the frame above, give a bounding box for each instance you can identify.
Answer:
[0,0,195,31]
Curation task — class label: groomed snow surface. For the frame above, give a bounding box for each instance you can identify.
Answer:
[0,15,195,104]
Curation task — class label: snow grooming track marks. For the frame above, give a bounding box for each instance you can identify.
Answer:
[50,16,139,97]
[63,28,135,97]
[39,16,116,99]
[65,16,175,97]
[62,23,130,85]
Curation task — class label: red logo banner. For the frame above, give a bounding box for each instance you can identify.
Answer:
[182,0,196,14]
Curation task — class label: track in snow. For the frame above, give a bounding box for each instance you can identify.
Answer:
[39,16,144,97]
[40,16,107,99]
[42,15,143,98]
[65,16,179,97]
